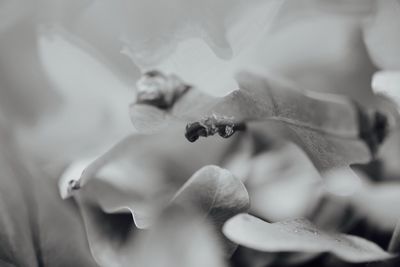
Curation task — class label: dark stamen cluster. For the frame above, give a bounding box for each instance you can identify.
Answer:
[185,115,246,142]
[357,105,389,157]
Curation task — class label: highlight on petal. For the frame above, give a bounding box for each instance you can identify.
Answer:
[223,214,393,263]
[323,169,363,197]
[372,71,400,107]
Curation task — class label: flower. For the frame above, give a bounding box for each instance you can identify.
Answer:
[1,1,400,267]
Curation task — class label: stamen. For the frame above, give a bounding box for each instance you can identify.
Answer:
[185,114,246,142]
[356,104,389,157]
[135,70,190,109]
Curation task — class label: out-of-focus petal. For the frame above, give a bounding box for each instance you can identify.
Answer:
[350,180,400,231]
[223,214,392,263]
[311,170,400,232]
[0,0,30,34]
[36,0,283,92]
[372,71,400,106]
[371,71,400,179]
[0,119,96,266]
[146,0,284,96]
[363,0,400,70]
[67,163,248,266]
[0,20,61,126]
[255,0,377,105]
[35,0,140,84]
[171,165,249,255]
[128,205,227,267]
[31,173,98,266]
[245,142,321,222]
[0,121,37,266]
[16,34,133,172]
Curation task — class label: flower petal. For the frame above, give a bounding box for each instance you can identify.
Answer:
[0,124,37,266]
[171,165,250,255]
[128,205,227,267]
[70,165,248,265]
[60,131,242,265]
[363,0,400,69]
[131,70,387,172]
[223,214,393,263]
[372,71,400,107]
[245,142,321,222]
[0,20,60,126]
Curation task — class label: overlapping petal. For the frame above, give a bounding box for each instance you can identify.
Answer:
[223,214,392,263]
[130,70,394,172]
[59,135,250,266]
